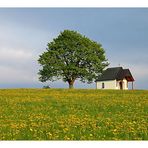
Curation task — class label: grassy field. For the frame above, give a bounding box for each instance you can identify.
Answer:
[0,89,147,140]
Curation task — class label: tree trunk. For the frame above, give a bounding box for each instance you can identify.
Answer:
[68,80,75,89]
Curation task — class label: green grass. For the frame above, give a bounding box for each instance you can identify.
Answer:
[0,89,147,140]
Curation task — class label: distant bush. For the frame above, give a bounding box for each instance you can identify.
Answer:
[43,85,50,89]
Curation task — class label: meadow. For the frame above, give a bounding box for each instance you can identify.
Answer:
[0,89,147,140]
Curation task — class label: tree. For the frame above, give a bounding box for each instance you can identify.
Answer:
[38,30,109,88]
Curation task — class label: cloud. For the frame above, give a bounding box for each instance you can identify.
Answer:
[0,20,56,88]
[0,47,36,70]
[0,65,33,83]
[0,48,32,60]
[130,65,148,78]
[0,47,40,85]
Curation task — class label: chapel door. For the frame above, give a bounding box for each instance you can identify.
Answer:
[119,81,123,90]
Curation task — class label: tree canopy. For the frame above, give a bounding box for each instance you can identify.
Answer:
[38,30,109,88]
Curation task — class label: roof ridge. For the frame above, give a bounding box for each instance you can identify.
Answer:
[107,66,123,69]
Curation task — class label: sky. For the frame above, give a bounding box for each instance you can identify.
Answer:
[0,8,148,89]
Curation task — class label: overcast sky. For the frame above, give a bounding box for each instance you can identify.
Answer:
[0,8,148,89]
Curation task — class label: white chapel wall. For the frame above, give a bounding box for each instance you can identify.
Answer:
[96,80,117,89]
[96,79,128,90]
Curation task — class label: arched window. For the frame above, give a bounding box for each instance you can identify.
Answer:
[102,83,105,89]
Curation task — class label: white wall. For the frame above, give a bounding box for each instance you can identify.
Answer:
[96,80,117,89]
[116,79,128,90]
[96,79,128,90]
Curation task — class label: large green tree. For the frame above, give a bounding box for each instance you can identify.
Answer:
[38,30,109,88]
